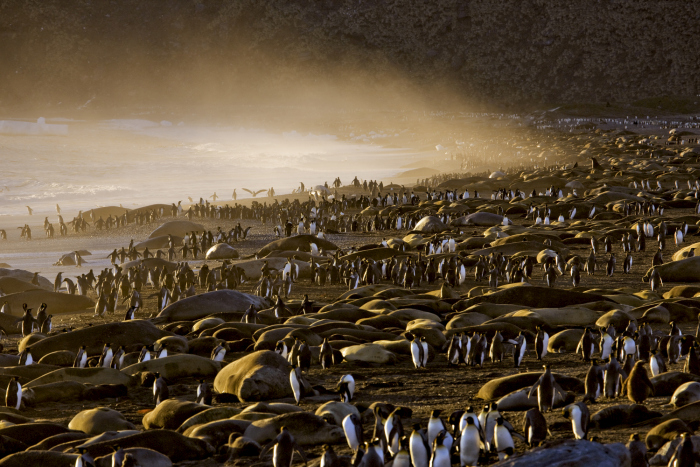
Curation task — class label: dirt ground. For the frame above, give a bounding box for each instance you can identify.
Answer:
[2,192,695,466]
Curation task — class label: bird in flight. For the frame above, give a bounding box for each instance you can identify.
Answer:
[26,206,33,215]
[242,188,267,197]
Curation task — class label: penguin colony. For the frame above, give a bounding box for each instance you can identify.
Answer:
[4,134,700,466]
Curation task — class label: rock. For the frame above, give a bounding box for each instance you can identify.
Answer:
[23,321,171,359]
[121,355,220,381]
[156,290,270,322]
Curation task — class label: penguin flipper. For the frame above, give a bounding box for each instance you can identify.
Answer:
[528,377,542,398]
[504,421,525,442]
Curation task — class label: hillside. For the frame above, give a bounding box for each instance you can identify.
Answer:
[1,0,699,111]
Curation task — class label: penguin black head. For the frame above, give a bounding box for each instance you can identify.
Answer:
[495,416,505,426]
[412,423,421,432]
[431,409,441,417]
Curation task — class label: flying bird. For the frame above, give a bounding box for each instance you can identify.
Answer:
[26,206,33,215]
[242,188,267,197]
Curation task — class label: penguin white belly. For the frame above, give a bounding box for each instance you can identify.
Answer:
[650,356,660,377]
[495,427,513,460]
[15,384,21,410]
[570,406,585,439]
[289,370,302,403]
[459,428,480,466]
[430,446,450,467]
[342,416,359,451]
[410,342,422,368]
[409,434,428,467]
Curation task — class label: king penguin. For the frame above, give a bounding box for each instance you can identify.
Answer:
[5,376,21,410]
[562,402,590,440]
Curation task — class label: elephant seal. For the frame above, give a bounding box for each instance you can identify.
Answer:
[590,404,662,429]
[79,429,214,462]
[547,329,585,353]
[412,216,447,232]
[205,243,239,260]
[646,418,692,450]
[0,364,61,381]
[26,367,133,388]
[651,372,700,397]
[0,451,78,467]
[315,401,360,426]
[496,387,573,411]
[341,344,398,365]
[142,399,210,430]
[465,286,611,308]
[94,448,172,467]
[121,355,220,381]
[0,290,94,314]
[22,321,171,359]
[243,412,344,446]
[214,351,292,402]
[0,435,27,458]
[22,381,88,406]
[257,235,339,257]
[26,432,89,451]
[176,407,243,433]
[0,277,40,294]
[183,419,251,448]
[148,220,205,238]
[0,268,52,290]
[68,407,136,435]
[643,256,700,283]
[672,382,700,408]
[477,372,583,400]
[0,422,72,447]
[155,290,270,323]
[38,350,76,366]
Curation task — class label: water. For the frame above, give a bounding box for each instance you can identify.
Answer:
[0,118,420,217]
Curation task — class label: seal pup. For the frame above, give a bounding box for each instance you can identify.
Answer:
[153,372,169,406]
[523,408,547,446]
[5,376,21,410]
[562,402,589,440]
[259,426,307,467]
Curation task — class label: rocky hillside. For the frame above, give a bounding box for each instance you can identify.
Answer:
[2,0,699,110]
